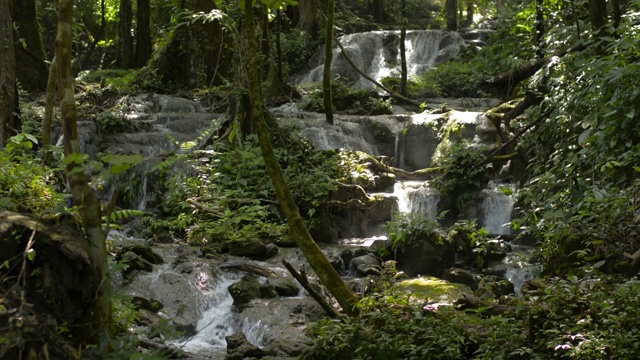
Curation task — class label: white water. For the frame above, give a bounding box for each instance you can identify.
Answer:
[393,180,440,218]
[297,30,464,90]
[480,181,516,234]
[503,245,540,296]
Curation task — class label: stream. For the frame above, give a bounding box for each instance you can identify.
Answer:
[97,29,539,358]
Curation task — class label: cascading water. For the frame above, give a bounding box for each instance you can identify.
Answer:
[503,245,541,296]
[393,180,440,218]
[297,30,464,90]
[480,181,516,235]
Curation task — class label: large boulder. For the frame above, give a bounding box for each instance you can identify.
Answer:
[266,276,300,297]
[228,275,262,309]
[378,236,455,278]
[349,253,382,276]
[228,238,268,259]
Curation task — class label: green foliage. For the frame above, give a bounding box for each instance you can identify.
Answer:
[383,213,444,253]
[303,290,468,360]
[145,136,340,243]
[303,82,393,115]
[77,69,140,91]
[433,142,489,204]
[0,134,63,215]
[448,219,493,269]
[97,106,127,134]
[514,7,640,273]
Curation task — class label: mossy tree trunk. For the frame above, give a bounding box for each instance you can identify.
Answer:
[298,0,321,38]
[535,0,545,58]
[244,0,358,316]
[135,0,152,68]
[0,0,17,146]
[54,0,111,344]
[323,0,335,125]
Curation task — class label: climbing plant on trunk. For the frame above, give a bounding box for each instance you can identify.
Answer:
[54,0,111,344]
[243,0,359,316]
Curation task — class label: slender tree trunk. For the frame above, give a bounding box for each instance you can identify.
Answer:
[370,0,386,23]
[1,0,17,146]
[535,0,545,58]
[43,56,56,157]
[243,0,358,316]
[464,0,474,27]
[611,0,621,30]
[54,0,111,344]
[400,0,407,96]
[117,0,134,68]
[135,0,152,68]
[446,0,458,31]
[588,0,608,35]
[11,0,48,91]
[323,0,335,125]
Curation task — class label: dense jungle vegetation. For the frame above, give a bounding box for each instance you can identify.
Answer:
[1,0,640,359]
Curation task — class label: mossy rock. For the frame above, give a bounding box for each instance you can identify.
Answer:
[396,276,472,303]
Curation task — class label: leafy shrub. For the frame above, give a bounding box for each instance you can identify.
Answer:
[0,134,63,216]
[383,213,445,254]
[433,142,489,206]
[303,291,469,360]
[448,219,493,269]
[303,82,393,115]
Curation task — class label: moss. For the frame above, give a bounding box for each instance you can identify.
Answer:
[396,276,472,303]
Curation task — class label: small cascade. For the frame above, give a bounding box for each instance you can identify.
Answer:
[297,30,464,90]
[393,181,440,219]
[480,182,516,235]
[502,245,540,296]
[175,275,239,355]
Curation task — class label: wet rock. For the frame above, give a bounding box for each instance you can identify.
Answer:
[119,244,164,264]
[350,254,382,276]
[264,243,280,259]
[378,234,455,278]
[202,242,226,258]
[396,276,472,303]
[228,275,262,308]
[225,332,265,360]
[228,238,268,259]
[260,283,278,299]
[121,251,153,278]
[442,267,479,291]
[131,296,164,312]
[266,276,300,297]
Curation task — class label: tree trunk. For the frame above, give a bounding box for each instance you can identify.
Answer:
[43,56,56,160]
[81,0,106,69]
[323,0,335,125]
[298,0,321,38]
[400,0,407,96]
[464,0,474,27]
[535,0,545,58]
[135,0,152,68]
[117,0,134,68]
[243,0,358,316]
[11,0,48,91]
[446,0,458,31]
[1,0,17,146]
[370,0,386,23]
[611,0,621,30]
[588,0,608,36]
[54,0,111,344]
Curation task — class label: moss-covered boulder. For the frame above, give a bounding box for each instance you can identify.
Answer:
[396,276,473,303]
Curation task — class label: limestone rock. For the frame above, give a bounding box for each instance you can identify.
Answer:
[228,275,262,308]
[350,254,382,276]
[266,276,300,297]
[442,267,479,291]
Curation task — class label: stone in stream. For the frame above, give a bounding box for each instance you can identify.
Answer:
[228,275,262,309]
[350,253,383,276]
[266,276,300,297]
[441,267,479,291]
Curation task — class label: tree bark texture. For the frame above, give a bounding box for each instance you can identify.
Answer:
[11,0,48,91]
[0,0,17,146]
[244,0,358,316]
[54,0,110,344]
[118,0,134,68]
[135,0,152,68]
[588,0,608,35]
[298,0,321,38]
[446,0,458,31]
[323,0,335,125]
[400,0,407,96]
[44,56,56,151]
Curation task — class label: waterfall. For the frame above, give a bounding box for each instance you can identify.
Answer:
[480,182,515,235]
[297,30,464,90]
[503,245,541,296]
[393,181,440,219]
